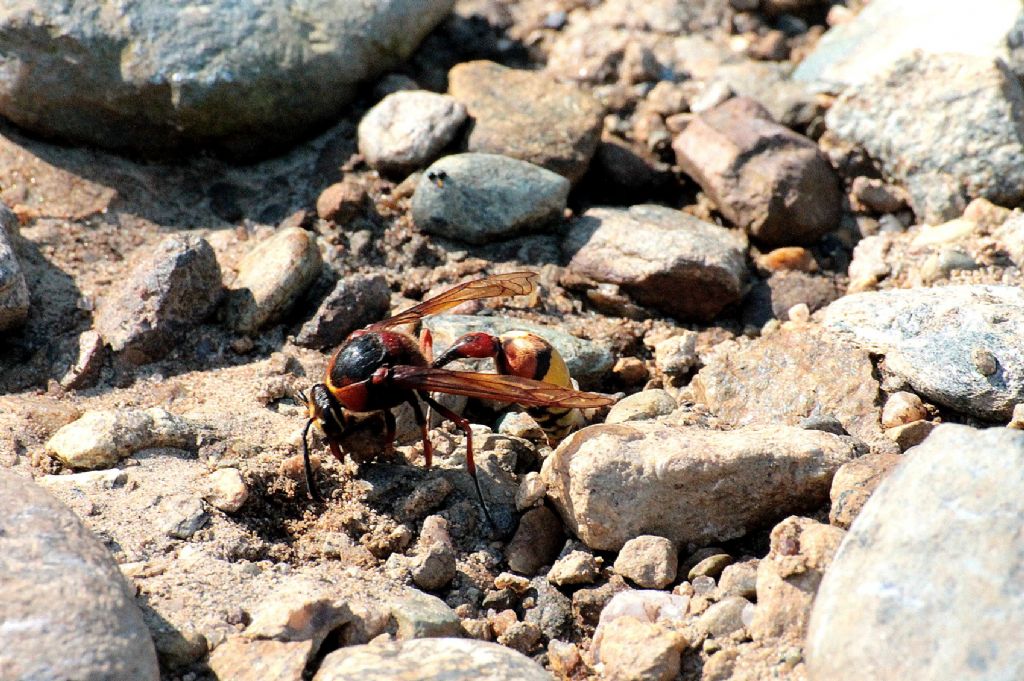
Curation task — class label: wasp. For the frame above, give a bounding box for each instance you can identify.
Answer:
[298,271,612,524]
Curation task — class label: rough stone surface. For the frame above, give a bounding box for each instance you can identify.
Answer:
[225,227,322,333]
[95,234,222,364]
[315,179,368,224]
[613,535,678,588]
[826,53,1024,222]
[807,425,1024,680]
[411,153,570,244]
[208,638,313,681]
[565,204,748,322]
[750,516,845,642]
[410,515,457,591]
[448,60,604,183]
[880,391,928,428]
[505,506,564,576]
[548,550,601,586]
[358,91,467,176]
[698,596,749,639]
[0,205,29,331]
[794,0,1022,90]
[592,617,688,681]
[45,407,197,470]
[60,330,106,390]
[692,325,893,454]
[424,314,614,388]
[542,422,860,551]
[0,0,456,158]
[828,451,901,529]
[0,470,159,681]
[390,590,463,640]
[314,638,551,681]
[674,97,841,246]
[653,332,699,376]
[295,274,391,350]
[717,560,758,600]
[823,285,1024,420]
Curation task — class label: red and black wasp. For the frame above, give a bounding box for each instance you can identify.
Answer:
[297,271,613,523]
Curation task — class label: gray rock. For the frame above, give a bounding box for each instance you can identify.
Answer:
[424,314,614,387]
[162,495,210,540]
[95,234,222,364]
[0,0,455,158]
[711,60,822,129]
[794,0,1022,90]
[0,203,29,331]
[698,596,750,639]
[542,422,859,551]
[410,516,457,591]
[314,638,551,681]
[412,153,570,244]
[0,471,159,680]
[225,227,322,333]
[692,324,893,454]
[45,407,197,470]
[807,425,1024,680]
[295,274,391,349]
[605,389,677,424]
[688,553,734,581]
[390,590,463,640]
[448,60,604,183]
[613,535,678,589]
[674,97,841,246]
[826,53,1024,223]
[823,285,1024,420]
[564,204,748,322]
[358,91,467,176]
[525,576,574,641]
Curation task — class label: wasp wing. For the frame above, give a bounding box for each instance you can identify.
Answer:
[367,271,538,330]
[390,366,614,408]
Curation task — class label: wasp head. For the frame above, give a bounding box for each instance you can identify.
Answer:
[298,383,347,502]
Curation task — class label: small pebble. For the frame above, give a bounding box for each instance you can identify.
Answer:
[358,90,467,176]
[756,246,817,273]
[787,303,810,323]
[613,357,650,386]
[1009,404,1024,429]
[548,550,601,587]
[605,389,677,424]
[505,506,564,576]
[613,535,678,589]
[494,572,531,593]
[886,420,937,451]
[163,496,209,540]
[881,391,928,428]
[698,596,750,639]
[717,560,758,600]
[687,553,734,581]
[515,472,546,511]
[316,179,367,223]
[203,468,249,513]
[654,332,699,376]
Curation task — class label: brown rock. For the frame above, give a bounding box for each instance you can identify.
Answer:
[564,204,748,322]
[886,420,936,451]
[880,391,928,428]
[673,97,841,246]
[829,451,901,529]
[208,637,312,681]
[849,176,909,214]
[592,617,688,681]
[749,516,845,642]
[448,60,603,183]
[294,273,391,350]
[316,179,367,224]
[613,535,678,588]
[505,506,565,575]
[692,325,895,455]
[542,422,859,551]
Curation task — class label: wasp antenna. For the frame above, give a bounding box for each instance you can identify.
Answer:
[301,418,322,502]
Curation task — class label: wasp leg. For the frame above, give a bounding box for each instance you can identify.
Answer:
[383,409,397,458]
[302,419,323,502]
[419,391,493,528]
[406,396,433,469]
[432,331,501,368]
[419,327,434,363]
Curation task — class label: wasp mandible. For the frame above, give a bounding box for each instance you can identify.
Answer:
[298,271,613,523]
